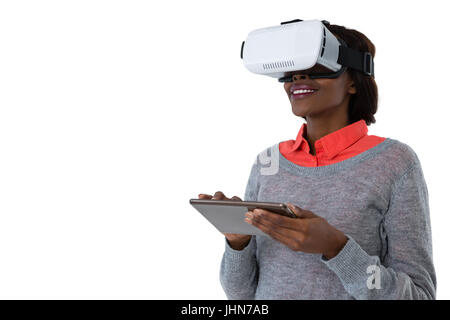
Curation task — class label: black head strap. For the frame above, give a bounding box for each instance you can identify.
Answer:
[338,45,374,77]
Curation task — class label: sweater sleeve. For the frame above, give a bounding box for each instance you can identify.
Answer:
[219,157,260,299]
[320,160,437,299]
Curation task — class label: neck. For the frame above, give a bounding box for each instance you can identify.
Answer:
[305,117,350,156]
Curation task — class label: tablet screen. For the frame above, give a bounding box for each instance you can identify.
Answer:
[190,199,295,236]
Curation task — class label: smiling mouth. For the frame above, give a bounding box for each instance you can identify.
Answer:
[290,89,317,99]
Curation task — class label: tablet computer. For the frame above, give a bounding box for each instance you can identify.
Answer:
[189,199,296,236]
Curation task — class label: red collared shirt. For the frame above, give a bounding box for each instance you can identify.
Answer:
[279,119,386,167]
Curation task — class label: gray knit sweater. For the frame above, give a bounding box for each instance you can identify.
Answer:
[219,138,436,299]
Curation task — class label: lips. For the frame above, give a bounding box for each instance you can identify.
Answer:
[289,83,318,101]
[291,90,316,100]
[290,84,319,93]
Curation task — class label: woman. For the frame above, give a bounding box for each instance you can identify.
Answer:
[199,23,436,299]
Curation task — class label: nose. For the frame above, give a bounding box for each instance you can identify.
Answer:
[292,73,310,81]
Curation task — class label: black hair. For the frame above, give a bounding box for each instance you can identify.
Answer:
[301,23,378,126]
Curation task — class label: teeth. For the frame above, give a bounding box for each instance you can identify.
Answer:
[293,89,315,94]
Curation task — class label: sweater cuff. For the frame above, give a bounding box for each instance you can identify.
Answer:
[320,235,378,287]
[224,236,256,272]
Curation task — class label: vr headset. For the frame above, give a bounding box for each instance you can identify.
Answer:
[240,19,374,82]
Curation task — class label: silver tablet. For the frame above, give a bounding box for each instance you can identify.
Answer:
[189,199,296,236]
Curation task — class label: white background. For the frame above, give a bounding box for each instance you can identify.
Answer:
[0,0,448,299]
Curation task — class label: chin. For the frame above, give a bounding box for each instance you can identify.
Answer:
[291,106,309,118]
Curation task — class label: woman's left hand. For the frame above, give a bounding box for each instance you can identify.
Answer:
[245,202,348,259]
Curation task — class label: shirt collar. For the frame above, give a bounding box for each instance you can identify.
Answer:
[289,119,368,159]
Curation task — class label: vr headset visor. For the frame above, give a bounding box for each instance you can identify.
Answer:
[240,19,374,82]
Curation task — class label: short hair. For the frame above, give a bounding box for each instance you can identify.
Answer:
[300,23,378,126]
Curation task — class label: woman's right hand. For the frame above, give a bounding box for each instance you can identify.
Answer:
[198,191,252,250]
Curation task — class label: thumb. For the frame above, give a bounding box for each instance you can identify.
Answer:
[287,202,316,219]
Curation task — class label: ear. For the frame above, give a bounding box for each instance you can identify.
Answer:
[348,82,356,94]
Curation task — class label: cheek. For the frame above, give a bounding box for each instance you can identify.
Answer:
[284,85,291,94]
[317,85,346,102]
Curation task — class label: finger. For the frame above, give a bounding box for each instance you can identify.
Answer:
[198,194,212,199]
[287,202,316,219]
[252,208,306,232]
[230,196,242,201]
[212,191,228,200]
[250,210,304,235]
[246,214,301,249]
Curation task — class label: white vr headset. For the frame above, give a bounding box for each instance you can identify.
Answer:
[240,19,374,82]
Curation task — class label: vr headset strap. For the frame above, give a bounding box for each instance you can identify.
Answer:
[338,46,374,77]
